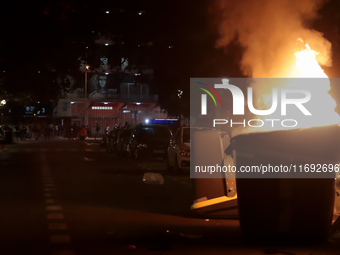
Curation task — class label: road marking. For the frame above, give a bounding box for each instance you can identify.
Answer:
[45,188,57,192]
[41,153,73,251]
[47,213,64,219]
[49,223,68,230]
[85,148,93,152]
[100,149,106,152]
[180,181,187,185]
[49,235,71,243]
[50,250,75,255]
[46,205,62,211]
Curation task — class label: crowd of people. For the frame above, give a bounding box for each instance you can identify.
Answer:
[10,123,65,140]
[9,123,109,140]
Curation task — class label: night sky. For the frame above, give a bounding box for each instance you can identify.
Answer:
[0,0,340,114]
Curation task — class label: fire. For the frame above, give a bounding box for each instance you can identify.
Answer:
[244,42,340,135]
[294,44,328,79]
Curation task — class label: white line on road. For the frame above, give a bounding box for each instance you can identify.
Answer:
[41,153,73,251]
[49,223,68,230]
[47,213,64,219]
[45,188,57,192]
[46,205,62,211]
[49,235,71,243]
[50,250,75,255]
[43,181,54,184]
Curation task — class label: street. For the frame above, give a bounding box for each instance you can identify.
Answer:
[0,139,340,255]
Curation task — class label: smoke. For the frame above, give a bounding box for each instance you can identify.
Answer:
[212,0,332,78]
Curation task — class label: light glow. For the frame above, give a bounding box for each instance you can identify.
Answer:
[253,42,340,133]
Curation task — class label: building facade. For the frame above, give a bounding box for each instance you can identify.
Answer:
[54,72,168,134]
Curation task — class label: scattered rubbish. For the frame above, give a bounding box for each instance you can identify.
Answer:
[179,233,203,239]
[142,172,164,185]
[127,245,136,251]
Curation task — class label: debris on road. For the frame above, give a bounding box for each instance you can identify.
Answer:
[127,245,136,251]
[142,172,164,185]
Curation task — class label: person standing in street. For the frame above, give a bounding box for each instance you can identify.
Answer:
[78,125,87,141]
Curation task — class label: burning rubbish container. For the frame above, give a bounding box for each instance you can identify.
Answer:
[229,124,339,241]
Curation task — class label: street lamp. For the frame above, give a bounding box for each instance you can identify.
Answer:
[85,65,90,127]
[0,100,6,124]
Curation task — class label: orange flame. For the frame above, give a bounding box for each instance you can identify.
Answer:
[240,42,340,136]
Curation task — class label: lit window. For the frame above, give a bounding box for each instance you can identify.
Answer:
[106,11,109,14]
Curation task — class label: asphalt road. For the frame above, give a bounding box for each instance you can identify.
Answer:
[0,139,340,255]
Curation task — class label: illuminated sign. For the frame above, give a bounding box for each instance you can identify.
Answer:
[92,106,113,110]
